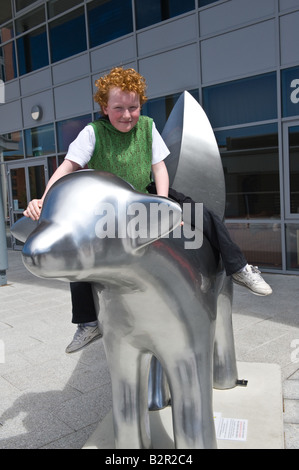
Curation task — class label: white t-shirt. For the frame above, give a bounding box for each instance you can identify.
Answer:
[65,121,170,167]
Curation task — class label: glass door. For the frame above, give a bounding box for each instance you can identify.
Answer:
[7,159,47,249]
[283,121,299,271]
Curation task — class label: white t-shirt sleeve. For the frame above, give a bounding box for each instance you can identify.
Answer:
[64,121,170,167]
[151,122,170,165]
[64,125,95,168]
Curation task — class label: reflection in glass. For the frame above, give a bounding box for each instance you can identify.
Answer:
[16,0,39,12]
[215,124,279,219]
[24,124,55,156]
[2,131,24,161]
[203,73,277,128]
[47,156,58,179]
[0,22,14,41]
[15,6,45,34]
[47,0,83,19]
[227,222,282,270]
[49,7,86,63]
[0,41,17,81]
[286,224,299,271]
[198,1,218,6]
[57,114,91,153]
[29,165,45,200]
[135,0,195,30]
[10,167,27,211]
[17,26,48,75]
[0,1,12,24]
[288,126,299,214]
[88,0,133,48]
[6,217,12,248]
[142,89,199,133]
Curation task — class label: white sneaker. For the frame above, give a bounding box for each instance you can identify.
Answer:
[65,324,102,354]
[232,264,272,296]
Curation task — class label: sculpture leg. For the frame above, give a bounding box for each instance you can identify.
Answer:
[166,351,217,449]
[105,342,152,449]
[213,275,238,389]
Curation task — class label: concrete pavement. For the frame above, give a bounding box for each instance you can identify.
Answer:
[0,250,298,449]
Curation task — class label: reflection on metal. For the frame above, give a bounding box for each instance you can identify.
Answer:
[12,92,238,449]
[162,92,237,391]
[162,91,226,219]
[11,216,38,243]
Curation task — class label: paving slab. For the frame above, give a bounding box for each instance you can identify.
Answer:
[83,362,284,449]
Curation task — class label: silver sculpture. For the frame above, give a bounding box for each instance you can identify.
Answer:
[11,92,238,449]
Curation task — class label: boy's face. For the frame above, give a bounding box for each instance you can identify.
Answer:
[103,87,141,133]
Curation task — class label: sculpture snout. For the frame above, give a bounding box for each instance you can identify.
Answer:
[22,221,76,279]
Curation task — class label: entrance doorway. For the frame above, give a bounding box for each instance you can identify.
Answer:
[6,159,47,249]
[283,120,299,271]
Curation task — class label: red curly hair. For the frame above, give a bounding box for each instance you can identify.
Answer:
[94,67,148,114]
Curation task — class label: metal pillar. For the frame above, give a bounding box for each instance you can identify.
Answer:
[0,178,8,286]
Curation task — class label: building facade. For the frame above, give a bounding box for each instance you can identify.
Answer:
[1,0,299,274]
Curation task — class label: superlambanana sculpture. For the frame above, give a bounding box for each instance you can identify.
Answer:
[11,92,238,449]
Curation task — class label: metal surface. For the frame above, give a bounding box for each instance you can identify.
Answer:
[12,91,238,449]
[162,91,226,220]
[10,216,38,243]
[162,92,237,391]
[20,170,220,448]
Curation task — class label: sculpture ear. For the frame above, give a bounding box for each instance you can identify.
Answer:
[126,195,182,251]
[11,216,39,243]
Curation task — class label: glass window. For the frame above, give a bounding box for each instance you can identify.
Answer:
[1,131,24,161]
[47,0,83,19]
[286,223,299,271]
[288,125,299,214]
[24,124,55,156]
[215,124,279,219]
[10,167,27,211]
[203,73,277,128]
[1,22,14,41]
[29,164,46,200]
[15,6,45,35]
[135,0,195,30]
[0,41,17,81]
[198,0,219,7]
[49,7,86,63]
[281,66,299,118]
[56,114,92,153]
[47,155,58,179]
[142,89,199,133]
[226,222,282,270]
[88,0,133,49]
[17,26,48,75]
[15,0,39,12]
[0,1,12,24]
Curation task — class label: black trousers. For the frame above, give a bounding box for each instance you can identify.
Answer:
[70,188,247,324]
[168,187,247,277]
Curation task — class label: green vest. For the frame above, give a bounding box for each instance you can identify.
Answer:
[88,116,153,193]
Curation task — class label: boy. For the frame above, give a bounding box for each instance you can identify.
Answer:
[24,67,272,353]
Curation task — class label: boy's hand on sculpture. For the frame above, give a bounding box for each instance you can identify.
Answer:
[23,199,43,220]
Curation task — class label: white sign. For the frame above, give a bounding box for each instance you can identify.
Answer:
[214,412,248,441]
